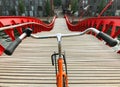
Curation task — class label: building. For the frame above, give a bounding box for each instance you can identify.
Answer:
[0,0,54,17]
[114,0,120,16]
[24,0,47,17]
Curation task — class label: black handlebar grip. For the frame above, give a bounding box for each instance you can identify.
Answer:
[97,32,118,47]
[4,38,22,55]
[23,28,33,37]
[4,28,33,55]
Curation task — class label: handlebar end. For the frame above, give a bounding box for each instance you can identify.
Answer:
[97,32,118,47]
[4,38,22,55]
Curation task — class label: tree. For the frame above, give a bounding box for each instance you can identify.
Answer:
[71,0,78,14]
[18,0,25,15]
[45,0,51,16]
[10,8,16,15]
[54,0,61,7]
[98,0,106,13]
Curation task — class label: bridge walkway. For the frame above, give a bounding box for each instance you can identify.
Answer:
[0,18,120,87]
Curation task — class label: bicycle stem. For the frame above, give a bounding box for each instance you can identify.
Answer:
[56,33,62,58]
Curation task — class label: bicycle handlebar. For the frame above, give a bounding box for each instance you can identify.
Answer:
[31,28,118,47]
[4,28,32,55]
[4,27,118,56]
[31,28,99,39]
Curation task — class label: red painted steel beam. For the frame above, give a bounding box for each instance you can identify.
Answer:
[98,0,114,17]
[0,16,56,56]
[64,15,120,53]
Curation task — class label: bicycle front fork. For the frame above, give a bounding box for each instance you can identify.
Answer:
[51,52,68,87]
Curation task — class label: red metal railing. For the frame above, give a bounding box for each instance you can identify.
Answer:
[64,15,120,53]
[0,16,56,55]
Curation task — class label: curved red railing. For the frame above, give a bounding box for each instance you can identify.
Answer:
[65,15,120,53]
[0,16,56,55]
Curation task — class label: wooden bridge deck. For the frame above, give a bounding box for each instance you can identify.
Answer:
[0,18,120,87]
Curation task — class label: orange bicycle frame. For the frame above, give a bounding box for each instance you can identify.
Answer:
[56,58,68,87]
